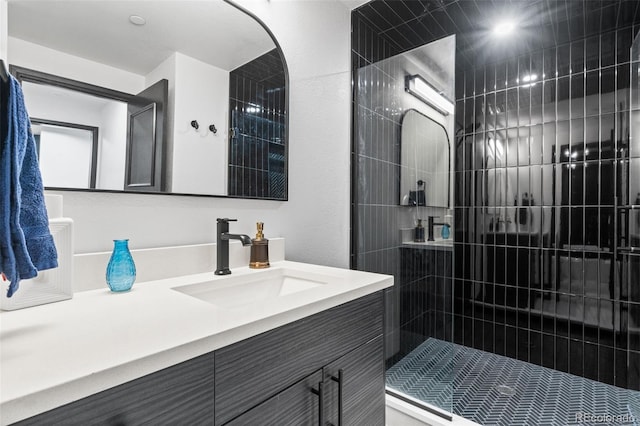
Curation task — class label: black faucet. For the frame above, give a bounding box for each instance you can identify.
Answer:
[427,216,446,241]
[215,218,252,275]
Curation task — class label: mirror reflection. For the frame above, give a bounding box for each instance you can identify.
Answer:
[32,119,98,189]
[8,0,288,199]
[22,81,129,191]
[399,109,450,208]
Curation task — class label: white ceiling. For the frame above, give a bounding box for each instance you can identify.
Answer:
[338,0,370,10]
[8,0,276,75]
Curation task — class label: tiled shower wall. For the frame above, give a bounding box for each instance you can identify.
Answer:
[228,49,286,199]
[352,0,640,390]
[455,25,639,389]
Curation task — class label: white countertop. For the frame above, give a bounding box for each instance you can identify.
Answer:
[402,239,453,249]
[0,261,393,425]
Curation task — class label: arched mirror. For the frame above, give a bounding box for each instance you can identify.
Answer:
[7,0,288,200]
[399,109,450,208]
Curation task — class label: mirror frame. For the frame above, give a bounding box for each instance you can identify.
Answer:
[10,0,290,201]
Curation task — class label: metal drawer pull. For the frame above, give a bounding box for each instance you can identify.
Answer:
[311,380,325,426]
[330,369,344,426]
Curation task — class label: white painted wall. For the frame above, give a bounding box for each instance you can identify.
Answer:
[21,82,104,126]
[97,101,128,189]
[170,53,228,195]
[233,0,352,267]
[8,37,144,93]
[39,126,93,187]
[0,0,7,60]
[7,1,353,269]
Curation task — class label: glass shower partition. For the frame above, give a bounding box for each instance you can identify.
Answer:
[353,35,456,418]
[625,31,640,393]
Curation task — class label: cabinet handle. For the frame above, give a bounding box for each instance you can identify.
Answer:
[311,380,325,426]
[330,369,344,426]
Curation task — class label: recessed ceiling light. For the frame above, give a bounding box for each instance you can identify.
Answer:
[493,20,515,36]
[129,15,146,26]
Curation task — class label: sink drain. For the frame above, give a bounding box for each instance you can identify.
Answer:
[495,385,516,396]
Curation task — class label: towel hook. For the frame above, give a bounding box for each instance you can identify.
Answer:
[190,120,199,130]
[209,124,217,134]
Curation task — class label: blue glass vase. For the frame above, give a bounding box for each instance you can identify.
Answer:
[441,224,450,239]
[106,239,136,292]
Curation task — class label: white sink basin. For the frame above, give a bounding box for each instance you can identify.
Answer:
[172,267,332,308]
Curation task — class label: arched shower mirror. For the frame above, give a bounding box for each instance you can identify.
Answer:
[7,0,288,200]
[399,109,451,208]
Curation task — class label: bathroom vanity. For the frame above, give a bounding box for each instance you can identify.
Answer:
[0,262,392,425]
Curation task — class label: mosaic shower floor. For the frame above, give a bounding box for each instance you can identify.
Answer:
[386,338,640,425]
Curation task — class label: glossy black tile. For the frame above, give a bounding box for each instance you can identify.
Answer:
[570,73,585,118]
[571,40,585,73]
[506,59,519,89]
[617,27,634,64]
[557,44,572,77]
[585,36,600,71]
[543,46,557,78]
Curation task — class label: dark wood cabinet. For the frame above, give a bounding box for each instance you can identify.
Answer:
[15,292,385,426]
[214,292,383,425]
[324,336,385,426]
[14,353,215,426]
[225,336,384,426]
[226,370,323,426]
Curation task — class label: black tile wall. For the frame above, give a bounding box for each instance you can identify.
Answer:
[352,0,640,391]
[385,247,452,367]
[228,49,286,199]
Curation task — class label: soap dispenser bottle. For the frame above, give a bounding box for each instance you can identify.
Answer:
[414,219,425,242]
[441,216,451,239]
[249,222,270,269]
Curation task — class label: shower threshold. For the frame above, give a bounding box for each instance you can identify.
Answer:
[386,392,480,426]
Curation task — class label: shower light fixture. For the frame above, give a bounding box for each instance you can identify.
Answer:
[493,20,515,36]
[405,75,454,116]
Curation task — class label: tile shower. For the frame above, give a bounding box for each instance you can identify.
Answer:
[352,0,640,423]
[228,49,286,199]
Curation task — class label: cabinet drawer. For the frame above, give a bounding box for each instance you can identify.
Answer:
[15,353,215,426]
[215,291,383,425]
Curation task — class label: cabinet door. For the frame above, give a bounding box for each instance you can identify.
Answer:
[226,370,323,426]
[215,292,383,425]
[324,336,385,426]
[15,353,215,426]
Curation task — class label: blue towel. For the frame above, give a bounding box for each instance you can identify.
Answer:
[1,75,58,297]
